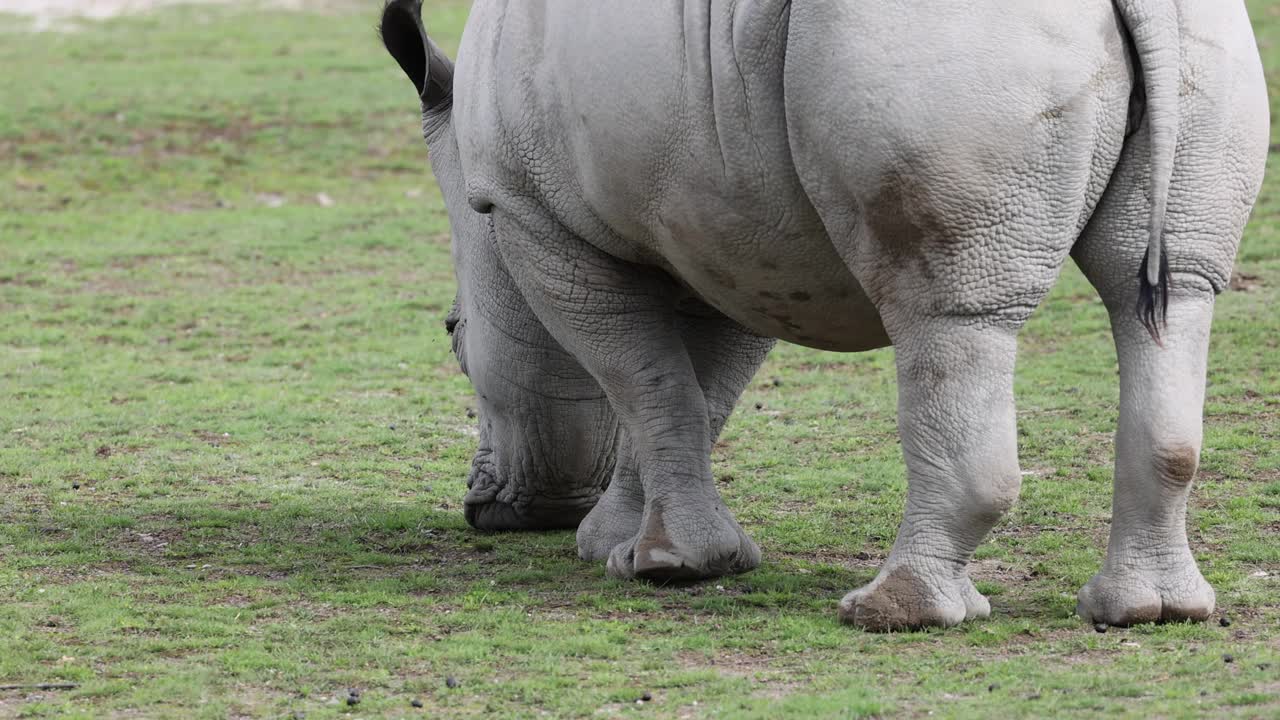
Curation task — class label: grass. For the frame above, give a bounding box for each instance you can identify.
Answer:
[0,1,1277,717]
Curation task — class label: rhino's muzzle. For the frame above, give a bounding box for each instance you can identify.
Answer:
[463,492,600,531]
[462,449,604,531]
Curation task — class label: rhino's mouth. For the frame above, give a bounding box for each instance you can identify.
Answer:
[462,447,601,531]
[462,446,499,501]
[444,298,468,376]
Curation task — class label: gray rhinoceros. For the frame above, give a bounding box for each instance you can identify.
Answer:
[381,0,1268,630]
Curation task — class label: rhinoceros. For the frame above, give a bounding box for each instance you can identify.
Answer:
[381,0,1268,630]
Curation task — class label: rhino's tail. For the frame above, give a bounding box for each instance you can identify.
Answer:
[1114,0,1181,344]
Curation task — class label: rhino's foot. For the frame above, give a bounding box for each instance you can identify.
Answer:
[605,499,760,582]
[1076,560,1214,627]
[576,483,644,563]
[838,564,990,631]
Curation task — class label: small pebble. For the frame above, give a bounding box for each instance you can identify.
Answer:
[1093,622,1108,633]
[445,676,459,689]
[410,698,424,708]
[1219,616,1232,627]
[641,692,652,702]
[754,402,764,410]
[1223,654,1235,664]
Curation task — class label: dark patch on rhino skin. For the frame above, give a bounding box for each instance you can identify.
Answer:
[1179,70,1200,98]
[767,312,803,331]
[1153,443,1198,491]
[703,265,737,290]
[863,165,941,280]
[759,259,779,271]
[902,353,949,388]
[788,291,811,302]
[758,290,780,300]
[1039,106,1066,121]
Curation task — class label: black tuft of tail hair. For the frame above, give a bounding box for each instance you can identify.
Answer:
[1136,250,1170,345]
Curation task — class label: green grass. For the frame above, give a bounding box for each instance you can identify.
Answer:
[1,1,1278,718]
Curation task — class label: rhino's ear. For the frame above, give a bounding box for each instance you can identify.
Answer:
[380,0,453,109]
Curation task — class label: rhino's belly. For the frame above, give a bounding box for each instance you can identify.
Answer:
[655,212,890,353]
[710,272,890,353]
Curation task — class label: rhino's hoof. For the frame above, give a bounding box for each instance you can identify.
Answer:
[576,495,644,563]
[605,520,761,582]
[838,565,990,632]
[1076,565,1214,627]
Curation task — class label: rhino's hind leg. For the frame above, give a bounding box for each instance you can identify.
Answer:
[1071,169,1227,628]
[839,321,1021,630]
[492,209,759,582]
[1073,289,1218,626]
[1069,15,1266,625]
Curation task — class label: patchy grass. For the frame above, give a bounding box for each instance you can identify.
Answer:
[1,1,1278,718]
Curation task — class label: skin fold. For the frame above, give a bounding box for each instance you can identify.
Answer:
[381,0,1269,630]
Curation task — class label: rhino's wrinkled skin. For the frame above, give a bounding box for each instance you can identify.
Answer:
[382,0,1268,630]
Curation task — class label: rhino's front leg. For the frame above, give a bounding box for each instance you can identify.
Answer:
[495,209,760,581]
[839,321,1021,630]
[577,310,772,563]
[576,436,644,562]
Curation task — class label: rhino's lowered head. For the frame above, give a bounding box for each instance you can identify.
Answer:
[381,0,619,531]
